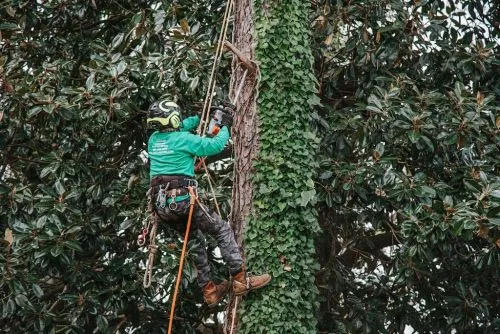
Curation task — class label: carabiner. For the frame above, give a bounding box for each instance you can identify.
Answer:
[169,199,178,210]
[137,227,149,246]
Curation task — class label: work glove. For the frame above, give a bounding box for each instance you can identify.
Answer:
[217,100,236,128]
[210,102,235,128]
[219,100,236,114]
[220,111,233,128]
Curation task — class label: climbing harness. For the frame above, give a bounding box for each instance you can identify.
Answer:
[167,186,197,334]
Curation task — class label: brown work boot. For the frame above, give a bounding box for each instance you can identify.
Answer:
[202,280,229,307]
[232,266,272,296]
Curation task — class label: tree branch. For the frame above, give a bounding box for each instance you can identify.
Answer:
[224,41,257,74]
[338,232,401,267]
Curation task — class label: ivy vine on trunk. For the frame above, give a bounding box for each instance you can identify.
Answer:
[237,1,321,333]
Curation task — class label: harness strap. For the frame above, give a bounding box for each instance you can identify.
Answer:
[163,188,188,197]
[150,175,197,189]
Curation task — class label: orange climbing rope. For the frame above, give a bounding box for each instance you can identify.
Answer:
[167,186,197,334]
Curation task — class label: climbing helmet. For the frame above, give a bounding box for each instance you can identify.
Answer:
[147,100,182,131]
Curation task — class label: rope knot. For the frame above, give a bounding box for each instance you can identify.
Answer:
[149,244,158,254]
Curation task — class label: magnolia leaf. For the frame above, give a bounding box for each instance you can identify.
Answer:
[97,315,108,332]
[180,68,189,82]
[111,33,124,50]
[0,23,19,30]
[488,218,500,226]
[420,185,436,198]
[55,180,65,195]
[191,21,201,34]
[189,76,199,91]
[117,61,127,75]
[111,53,121,63]
[86,73,95,91]
[32,284,44,298]
[374,142,385,158]
[14,294,32,309]
[64,240,83,252]
[119,218,135,231]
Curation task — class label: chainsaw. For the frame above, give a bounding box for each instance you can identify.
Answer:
[206,101,235,136]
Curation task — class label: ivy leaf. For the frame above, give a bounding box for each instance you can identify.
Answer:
[319,171,332,179]
[298,189,316,206]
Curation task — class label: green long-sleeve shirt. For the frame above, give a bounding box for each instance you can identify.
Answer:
[148,115,230,179]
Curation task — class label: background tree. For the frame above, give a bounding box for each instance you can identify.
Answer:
[310,0,499,332]
[1,1,234,332]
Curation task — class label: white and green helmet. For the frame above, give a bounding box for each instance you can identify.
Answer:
[147,100,182,130]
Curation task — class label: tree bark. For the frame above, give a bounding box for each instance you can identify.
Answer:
[226,1,257,332]
[229,0,257,247]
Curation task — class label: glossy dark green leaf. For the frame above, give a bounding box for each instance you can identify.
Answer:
[32,284,44,298]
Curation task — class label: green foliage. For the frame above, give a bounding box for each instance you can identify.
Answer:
[312,0,499,332]
[1,0,499,332]
[0,0,231,332]
[239,0,321,333]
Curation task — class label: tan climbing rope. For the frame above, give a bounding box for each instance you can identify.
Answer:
[228,296,240,334]
[140,193,159,288]
[192,0,234,218]
[197,0,235,135]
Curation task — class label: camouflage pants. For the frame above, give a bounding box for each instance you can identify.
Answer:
[155,198,243,287]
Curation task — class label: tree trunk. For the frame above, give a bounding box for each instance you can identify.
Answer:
[228,1,320,333]
[226,1,257,332]
[229,0,257,248]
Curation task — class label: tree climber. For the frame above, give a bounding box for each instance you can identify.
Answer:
[146,99,271,307]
